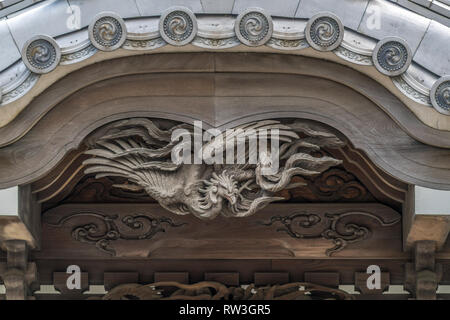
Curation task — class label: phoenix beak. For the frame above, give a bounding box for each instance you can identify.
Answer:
[224,194,237,205]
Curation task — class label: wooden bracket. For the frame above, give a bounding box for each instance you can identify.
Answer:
[404,240,442,300]
[204,273,240,286]
[404,186,450,251]
[0,240,37,300]
[304,272,340,288]
[0,185,41,250]
[254,273,289,286]
[104,272,138,291]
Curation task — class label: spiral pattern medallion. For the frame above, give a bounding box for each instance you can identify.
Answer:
[22,36,61,74]
[89,13,126,51]
[160,7,197,46]
[431,76,450,115]
[373,38,411,76]
[306,13,343,51]
[235,9,272,47]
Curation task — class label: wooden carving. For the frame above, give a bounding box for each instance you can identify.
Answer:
[53,168,374,205]
[99,281,354,300]
[48,211,186,256]
[260,210,400,256]
[276,168,375,202]
[83,118,344,219]
[405,240,443,300]
[63,176,155,203]
[0,240,37,300]
[42,203,401,258]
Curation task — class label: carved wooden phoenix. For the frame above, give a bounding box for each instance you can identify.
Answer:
[83,119,345,219]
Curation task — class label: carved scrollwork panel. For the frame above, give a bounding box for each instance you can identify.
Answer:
[42,203,401,259]
[260,209,400,256]
[47,210,186,256]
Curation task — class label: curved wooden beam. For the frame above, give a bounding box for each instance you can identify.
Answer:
[0,53,449,190]
[1,53,449,148]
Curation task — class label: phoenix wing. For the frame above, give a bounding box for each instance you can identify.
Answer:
[83,118,187,201]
